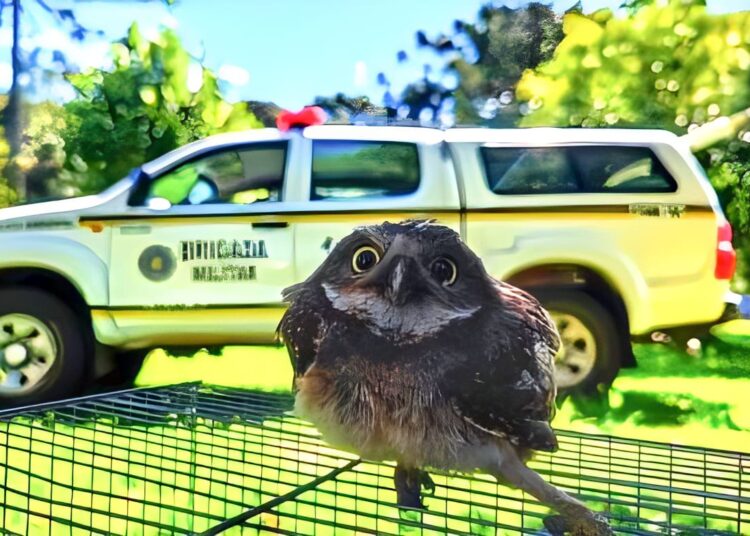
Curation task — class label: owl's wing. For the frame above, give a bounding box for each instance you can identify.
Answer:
[278,289,326,384]
[450,281,560,452]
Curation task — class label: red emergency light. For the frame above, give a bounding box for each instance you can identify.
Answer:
[276,106,327,131]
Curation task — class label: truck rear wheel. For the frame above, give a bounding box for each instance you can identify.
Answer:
[114,349,149,386]
[535,289,622,396]
[0,287,89,406]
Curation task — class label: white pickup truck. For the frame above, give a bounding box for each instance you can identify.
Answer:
[0,125,737,405]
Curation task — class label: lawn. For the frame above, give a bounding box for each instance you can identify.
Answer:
[1,322,748,535]
[135,321,750,454]
[1,385,745,535]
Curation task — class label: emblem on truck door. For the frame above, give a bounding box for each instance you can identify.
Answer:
[138,245,177,282]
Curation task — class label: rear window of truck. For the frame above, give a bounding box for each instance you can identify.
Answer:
[311,140,420,200]
[480,145,677,195]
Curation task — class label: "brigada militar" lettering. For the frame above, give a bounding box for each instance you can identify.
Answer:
[192,265,256,282]
[180,239,268,261]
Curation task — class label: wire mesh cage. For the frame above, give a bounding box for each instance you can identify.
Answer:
[0,382,747,535]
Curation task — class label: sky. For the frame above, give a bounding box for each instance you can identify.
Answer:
[1,0,750,110]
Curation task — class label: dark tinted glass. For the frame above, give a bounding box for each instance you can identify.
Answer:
[481,146,676,195]
[143,142,287,206]
[311,141,419,200]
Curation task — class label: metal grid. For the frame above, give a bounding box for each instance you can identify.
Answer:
[0,383,747,535]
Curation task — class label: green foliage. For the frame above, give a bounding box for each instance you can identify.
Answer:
[457,3,563,123]
[516,2,750,130]
[0,97,18,208]
[0,179,17,209]
[18,24,261,199]
[397,3,564,125]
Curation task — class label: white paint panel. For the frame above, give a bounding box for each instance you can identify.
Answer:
[109,219,293,307]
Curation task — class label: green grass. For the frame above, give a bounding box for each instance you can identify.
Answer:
[3,393,745,536]
[135,321,750,453]
[0,411,367,535]
[135,346,294,393]
[2,322,749,534]
[0,391,558,535]
[552,321,750,452]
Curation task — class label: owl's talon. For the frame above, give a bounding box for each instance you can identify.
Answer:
[544,511,612,536]
[543,514,567,535]
[394,465,428,509]
[420,470,435,495]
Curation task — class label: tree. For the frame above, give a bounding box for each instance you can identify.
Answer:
[313,93,388,124]
[0,97,17,207]
[12,24,260,201]
[246,101,283,127]
[390,3,564,126]
[515,0,750,288]
[0,0,175,200]
[1,0,24,199]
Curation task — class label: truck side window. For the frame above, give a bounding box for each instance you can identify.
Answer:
[311,140,419,200]
[481,146,677,195]
[482,148,580,194]
[141,142,287,206]
[569,146,676,193]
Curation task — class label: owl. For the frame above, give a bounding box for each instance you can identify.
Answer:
[279,221,610,535]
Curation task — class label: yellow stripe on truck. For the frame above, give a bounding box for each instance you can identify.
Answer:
[91,307,286,347]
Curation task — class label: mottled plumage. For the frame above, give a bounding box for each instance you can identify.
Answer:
[280,221,610,535]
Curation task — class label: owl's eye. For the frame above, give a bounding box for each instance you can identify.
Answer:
[352,246,381,273]
[430,257,458,286]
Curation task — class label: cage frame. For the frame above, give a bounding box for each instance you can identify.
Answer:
[0,382,747,535]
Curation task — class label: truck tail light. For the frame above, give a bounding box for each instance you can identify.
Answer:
[715,220,736,280]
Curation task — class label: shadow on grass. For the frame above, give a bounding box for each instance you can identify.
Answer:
[567,388,743,430]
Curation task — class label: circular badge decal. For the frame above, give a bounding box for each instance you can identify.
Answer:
[138,245,177,282]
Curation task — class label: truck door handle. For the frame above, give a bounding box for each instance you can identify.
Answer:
[252,222,288,228]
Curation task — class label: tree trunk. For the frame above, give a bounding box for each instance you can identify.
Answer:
[682,107,750,154]
[3,0,25,201]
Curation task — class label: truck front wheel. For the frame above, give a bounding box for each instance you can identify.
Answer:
[0,287,89,406]
[535,289,623,396]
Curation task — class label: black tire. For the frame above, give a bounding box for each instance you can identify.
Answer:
[114,349,149,386]
[533,289,623,396]
[0,286,90,406]
[89,348,150,395]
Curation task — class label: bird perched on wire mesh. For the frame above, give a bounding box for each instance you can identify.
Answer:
[279,221,611,535]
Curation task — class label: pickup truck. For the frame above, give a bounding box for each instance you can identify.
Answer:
[0,125,736,405]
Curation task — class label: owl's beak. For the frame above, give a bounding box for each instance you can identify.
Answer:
[356,253,427,306]
[385,255,421,305]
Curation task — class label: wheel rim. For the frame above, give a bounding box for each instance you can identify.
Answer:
[548,311,597,389]
[0,313,58,395]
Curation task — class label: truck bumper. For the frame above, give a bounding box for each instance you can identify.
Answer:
[633,292,747,345]
[642,293,748,345]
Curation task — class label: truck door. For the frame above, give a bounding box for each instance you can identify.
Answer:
[109,141,295,311]
[291,134,461,281]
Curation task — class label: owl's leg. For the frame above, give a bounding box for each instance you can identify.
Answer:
[394,464,434,509]
[489,444,612,536]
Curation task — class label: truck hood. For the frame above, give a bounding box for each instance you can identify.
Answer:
[0,175,136,224]
[0,195,103,222]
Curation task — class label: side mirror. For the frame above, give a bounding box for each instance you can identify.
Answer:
[146,197,172,211]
